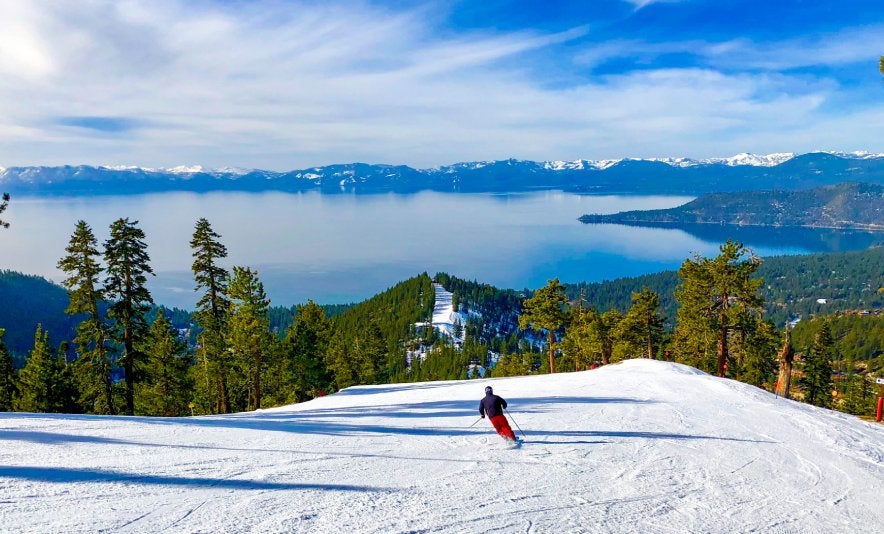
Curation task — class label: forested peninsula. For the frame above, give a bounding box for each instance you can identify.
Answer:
[579,182,884,231]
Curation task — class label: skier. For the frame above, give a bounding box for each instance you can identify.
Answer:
[479,386,518,442]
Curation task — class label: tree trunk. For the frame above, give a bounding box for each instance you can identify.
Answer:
[548,331,556,374]
[717,325,728,377]
[123,329,135,416]
[777,326,795,398]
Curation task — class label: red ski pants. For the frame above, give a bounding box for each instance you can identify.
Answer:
[489,414,516,440]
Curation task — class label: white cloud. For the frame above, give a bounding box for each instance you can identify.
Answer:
[0,0,881,169]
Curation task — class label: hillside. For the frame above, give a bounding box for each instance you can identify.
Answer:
[0,271,79,362]
[579,182,884,230]
[564,245,884,328]
[3,152,884,196]
[1,359,880,532]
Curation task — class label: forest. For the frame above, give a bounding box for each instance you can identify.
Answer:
[0,214,881,420]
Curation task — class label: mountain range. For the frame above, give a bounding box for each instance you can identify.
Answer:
[3,151,884,196]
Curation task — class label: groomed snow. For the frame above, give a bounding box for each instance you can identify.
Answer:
[1,359,882,533]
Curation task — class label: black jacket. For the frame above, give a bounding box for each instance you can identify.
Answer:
[479,393,507,418]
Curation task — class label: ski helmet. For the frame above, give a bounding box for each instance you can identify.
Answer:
[485,386,493,394]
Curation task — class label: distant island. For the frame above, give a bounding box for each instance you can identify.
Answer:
[579,182,884,231]
[2,151,884,196]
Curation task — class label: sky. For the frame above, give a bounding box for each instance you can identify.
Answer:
[0,0,882,170]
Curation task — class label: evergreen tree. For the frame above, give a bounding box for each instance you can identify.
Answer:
[58,221,115,414]
[139,310,191,416]
[842,373,874,416]
[325,333,358,390]
[355,322,387,384]
[519,278,568,374]
[190,218,231,414]
[562,305,596,371]
[227,266,272,411]
[14,326,75,412]
[736,320,778,388]
[490,351,531,377]
[0,192,9,228]
[801,321,835,407]
[285,301,331,402]
[673,240,764,376]
[0,329,17,410]
[104,217,154,415]
[618,288,665,360]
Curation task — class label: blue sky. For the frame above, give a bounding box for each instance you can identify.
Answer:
[0,0,882,169]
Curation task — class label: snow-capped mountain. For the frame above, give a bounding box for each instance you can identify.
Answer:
[2,151,883,196]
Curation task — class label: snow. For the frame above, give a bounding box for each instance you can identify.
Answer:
[164,165,206,174]
[1,359,881,533]
[542,153,799,170]
[430,283,465,342]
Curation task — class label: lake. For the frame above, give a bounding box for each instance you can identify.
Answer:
[0,191,879,309]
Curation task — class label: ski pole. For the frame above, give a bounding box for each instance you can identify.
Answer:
[504,408,526,438]
[468,416,483,428]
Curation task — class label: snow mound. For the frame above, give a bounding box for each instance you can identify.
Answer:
[1,359,881,533]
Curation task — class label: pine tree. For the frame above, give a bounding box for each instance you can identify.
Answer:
[58,220,116,414]
[227,266,271,411]
[0,192,9,228]
[0,329,17,410]
[801,321,835,407]
[14,325,73,412]
[618,288,665,360]
[519,278,568,374]
[673,240,764,376]
[325,333,358,390]
[736,320,778,388]
[190,218,231,414]
[562,305,596,371]
[139,310,191,416]
[285,301,331,402]
[104,218,154,415]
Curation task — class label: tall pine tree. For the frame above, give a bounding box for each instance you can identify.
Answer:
[104,218,154,415]
[618,288,665,360]
[519,278,568,374]
[227,266,272,411]
[58,220,116,414]
[285,301,332,402]
[673,240,764,376]
[191,218,231,414]
[801,321,835,408]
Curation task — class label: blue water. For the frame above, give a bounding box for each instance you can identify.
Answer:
[0,191,877,308]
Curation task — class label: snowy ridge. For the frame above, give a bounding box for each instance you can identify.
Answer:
[543,151,884,171]
[1,359,881,533]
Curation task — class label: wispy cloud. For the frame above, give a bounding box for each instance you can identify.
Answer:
[0,0,880,169]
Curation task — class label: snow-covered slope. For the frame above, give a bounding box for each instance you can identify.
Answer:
[1,360,882,533]
[430,282,465,342]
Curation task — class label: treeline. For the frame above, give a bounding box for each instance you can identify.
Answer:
[492,241,882,418]
[564,245,884,327]
[0,217,424,416]
[1,225,881,420]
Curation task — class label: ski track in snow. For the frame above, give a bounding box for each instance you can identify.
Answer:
[1,359,882,533]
